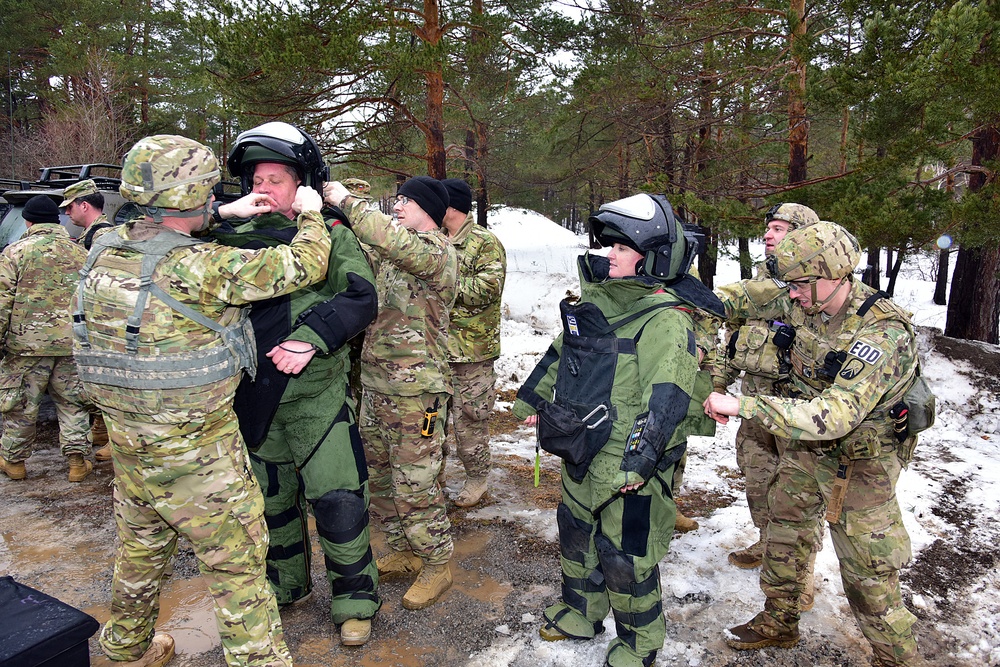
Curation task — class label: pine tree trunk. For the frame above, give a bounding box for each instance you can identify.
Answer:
[933,249,949,306]
[945,122,1000,343]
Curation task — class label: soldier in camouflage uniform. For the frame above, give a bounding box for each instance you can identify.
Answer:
[714,203,821,592]
[61,179,115,249]
[705,221,921,667]
[439,178,506,508]
[325,175,458,611]
[75,135,332,667]
[60,179,114,461]
[0,195,93,483]
[212,122,380,647]
[515,194,726,667]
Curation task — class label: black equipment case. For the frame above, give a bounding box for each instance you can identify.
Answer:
[0,576,100,667]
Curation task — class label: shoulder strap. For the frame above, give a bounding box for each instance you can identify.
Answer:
[74,229,207,353]
[857,290,889,318]
[595,300,680,337]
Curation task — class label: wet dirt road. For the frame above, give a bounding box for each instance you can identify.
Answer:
[0,409,564,667]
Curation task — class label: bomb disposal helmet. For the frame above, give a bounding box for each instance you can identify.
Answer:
[227,121,328,196]
[588,193,695,283]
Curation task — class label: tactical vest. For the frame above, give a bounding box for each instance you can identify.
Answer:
[787,291,924,461]
[73,229,257,417]
[529,298,684,483]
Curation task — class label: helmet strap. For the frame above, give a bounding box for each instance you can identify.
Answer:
[803,276,848,315]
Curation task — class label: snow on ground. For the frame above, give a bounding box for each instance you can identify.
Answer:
[472,205,1000,666]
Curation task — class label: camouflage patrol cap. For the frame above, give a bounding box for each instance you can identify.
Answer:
[120,135,221,210]
[59,179,99,208]
[344,178,371,196]
[772,220,860,281]
[764,203,819,230]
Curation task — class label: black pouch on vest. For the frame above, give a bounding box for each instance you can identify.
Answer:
[537,401,588,465]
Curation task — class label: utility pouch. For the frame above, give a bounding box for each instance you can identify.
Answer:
[727,323,785,379]
[825,458,854,523]
[537,401,588,462]
[420,398,440,437]
[0,370,25,414]
[841,424,882,460]
[903,374,935,436]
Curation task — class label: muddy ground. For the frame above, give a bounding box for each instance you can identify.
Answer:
[2,335,997,667]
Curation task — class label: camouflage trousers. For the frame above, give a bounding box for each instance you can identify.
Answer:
[0,354,89,461]
[754,441,919,666]
[545,446,677,663]
[360,390,453,565]
[735,417,780,532]
[99,410,293,667]
[445,359,496,480]
[250,392,381,624]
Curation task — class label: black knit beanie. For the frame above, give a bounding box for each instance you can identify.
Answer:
[398,176,449,227]
[441,178,473,214]
[23,195,61,224]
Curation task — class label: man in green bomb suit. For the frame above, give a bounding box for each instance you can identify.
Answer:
[212,122,380,647]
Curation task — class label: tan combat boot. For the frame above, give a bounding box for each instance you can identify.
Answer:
[67,454,94,482]
[119,632,175,667]
[674,511,699,533]
[728,539,764,569]
[94,445,113,462]
[91,414,110,446]
[454,476,488,508]
[1,458,26,480]
[340,618,371,646]
[376,550,423,580]
[401,562,452,610]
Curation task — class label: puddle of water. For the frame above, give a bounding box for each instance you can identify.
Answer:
[87,575,220,665]
[452,531,513,606]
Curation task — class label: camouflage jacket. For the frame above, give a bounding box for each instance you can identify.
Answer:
[77,213,114,250]
[0,224,87,356]
[77,213,330,425]
[446,213,506,363]
[343,199,457,397]
[736,280,918,450]
[714,262,791,394]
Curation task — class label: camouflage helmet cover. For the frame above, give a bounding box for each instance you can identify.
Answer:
[120,135,221,210]
[59,179,99,208]
[771,220,861,281]
[764,202,819,230]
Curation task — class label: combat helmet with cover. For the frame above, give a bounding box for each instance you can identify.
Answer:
[119,135,221,226]
[764,202,819,230]
[769,220,860,283]
[227,122,328,197]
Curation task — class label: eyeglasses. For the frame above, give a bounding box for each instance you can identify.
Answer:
[394,195,410,207]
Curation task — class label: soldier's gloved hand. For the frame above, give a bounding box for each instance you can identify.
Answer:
[293,186,323,214]
[219,192,280,219]
[613,470,646,493]
[324,181,350,208]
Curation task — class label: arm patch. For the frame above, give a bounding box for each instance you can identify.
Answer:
[847,340,883,364]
